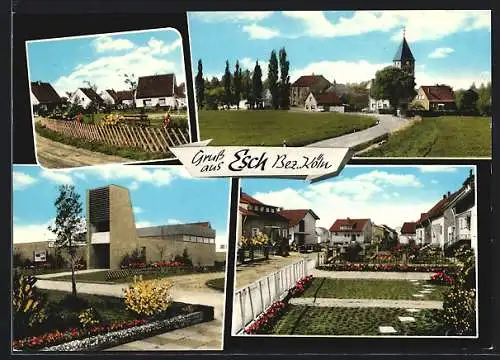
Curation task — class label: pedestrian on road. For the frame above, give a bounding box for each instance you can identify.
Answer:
[163,109,171,128]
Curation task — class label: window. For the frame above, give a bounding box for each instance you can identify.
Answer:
[219,244,227,250]
[251,228,259,237]
[143,99,152,107]
[158,98,166,106]
[33,251,46,263]
[466,216,471,230]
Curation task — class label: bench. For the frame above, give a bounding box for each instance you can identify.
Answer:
[121,114,150,127]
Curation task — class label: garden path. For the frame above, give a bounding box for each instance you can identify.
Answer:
[311,269,433,280]
[37,269,105,279]
[289,297,443,309]
[306,113,407,149]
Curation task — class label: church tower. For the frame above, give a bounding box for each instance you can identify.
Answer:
[393,28,415,76]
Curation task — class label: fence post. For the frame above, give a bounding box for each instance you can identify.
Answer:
[239,290,245,331]
[259,280,264,314]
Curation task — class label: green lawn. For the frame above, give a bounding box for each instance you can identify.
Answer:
[301,278,447,301]
[362,116,491,157]
[271,306,445,336]
[198,110,377,146]
[205,278,225,292]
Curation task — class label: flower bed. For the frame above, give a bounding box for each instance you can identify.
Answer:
[317,263,457,273]
[430,271,454,285]
[13,306,213,352]
[244,275,314,335]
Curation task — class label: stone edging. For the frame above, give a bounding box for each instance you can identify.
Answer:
[40,311,207,352]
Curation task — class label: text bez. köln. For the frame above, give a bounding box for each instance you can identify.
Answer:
[191,148,333,173]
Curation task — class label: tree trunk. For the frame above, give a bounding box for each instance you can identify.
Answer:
[70,256,77,297]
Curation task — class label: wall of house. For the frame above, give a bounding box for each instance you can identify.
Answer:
[398,234,416,245]
[242,218,289,241]
[415,227,425,245]
[328,106,345,113]
[304,93,318,111]
[70,89,92,109]
[101,92,116,105]
[330,224,372,246]
[13,241,87,263]
[108,185,139,269]
[290,87,312,107]
[31,91,40,106]
[135,96,177,108]
[412,88,430,110]
[137,236,216,266]
[431,217,445,248]
[443,206,456,247]
[289,212,318,246]
[369,96,391,110]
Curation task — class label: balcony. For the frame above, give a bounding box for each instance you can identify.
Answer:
[91,231,110,244]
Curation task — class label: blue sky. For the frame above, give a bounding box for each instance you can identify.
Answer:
[243,165,475,230]
[13,165,230,248]
[27,28,186,96]
[188,11,491,90]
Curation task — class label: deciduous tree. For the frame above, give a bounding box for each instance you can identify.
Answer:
[268,50,279,109]
[279,47,290,110]
[195,59,205,109]
[371,66,416,111]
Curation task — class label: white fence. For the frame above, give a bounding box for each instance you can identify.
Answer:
[232,258,315,334]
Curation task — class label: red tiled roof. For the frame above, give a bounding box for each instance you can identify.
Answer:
[420,86,455,103]
[136,74,176,99]
[330,218,370,233]
[31,81,61,104]
[278,209,320,227]
[401,222,416,234]
[416,189,462,226]
[239,206,255,216]
[240,192,263,205]
[292,75,330,87]
[115,90,134,101]
[314,92,342,106]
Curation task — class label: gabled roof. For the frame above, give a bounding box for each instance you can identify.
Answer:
[330,218,370,233]
[240,192,263,206]
[115,90,134,101]
[136,73,176,99]
[416,189,462,226]
[420,86,455,103]
[31,81,62,104]
[78,87,104,104]
[292,75,331,88]
[239,206,289,222]
[312,92,342,106]
[175,82,186,97]
[104,89,118,102]
[393,36,415,62]
[278,209,320,227]
[401,222,416,234]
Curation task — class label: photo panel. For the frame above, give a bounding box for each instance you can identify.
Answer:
[231,164,489,345]
[11,164,231,352]
[187,10,491,159]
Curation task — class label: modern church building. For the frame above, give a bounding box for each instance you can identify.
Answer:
[15,184,217,269]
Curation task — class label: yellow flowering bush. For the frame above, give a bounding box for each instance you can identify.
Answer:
[123,277,174,317]
[78,307,100,329]
[100,113,122,126]
[240,233,269,247]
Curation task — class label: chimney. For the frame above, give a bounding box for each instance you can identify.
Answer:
[346,217,350,221]
[443,194,446,199]
[447,191,451,197]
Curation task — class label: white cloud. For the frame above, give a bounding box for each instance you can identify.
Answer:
[393,192,400,197]
[13,219,54,244]
[129,181,140,191]
[418,166,458,173]
[166,218,182,225]
[53,36,185,95]
[41,170,73,185]
[280,10,490,42]
[13,171,37,191]
[133,206,143,214]
[243,24,280,39]
[93,35,135,52]
[354,170,422,187]
[87,165,191,187]
[192,11,274,23]
[73,172,87,181]
[135,220,154,228]
[240,57,269,79]
[428,47,455,59]
[431,179,439,184]
[415,69,491,90]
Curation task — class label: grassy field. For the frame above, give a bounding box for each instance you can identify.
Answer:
[361,116,492,157]
[271,306,445,336]
[301,278,447,301]
[198,110,377,146]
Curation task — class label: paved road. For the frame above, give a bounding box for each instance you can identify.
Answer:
[306,113,408,148]
[311,269,433,280]
[289,297,443,309]
[35,133,129,169]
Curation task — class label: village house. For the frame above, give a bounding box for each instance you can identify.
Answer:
[69,87,105,109]
[304,92,344,112]
[289,74,331,107]
[30,81,63,114]
[237,191,289,244]
[399,222,417,244]
[412,85,456,111]
[14,184,217,269]
[135,73,186,109]
[277,209,320,250]
[115,90,135,107]
[315,227,330,247]
[368,31,415,112]
[329,218,373,246]
[100,89,119,106]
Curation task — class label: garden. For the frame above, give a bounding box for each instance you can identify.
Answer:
[12,272,214,352]
[242,246,476,337]
[198,110,377,146]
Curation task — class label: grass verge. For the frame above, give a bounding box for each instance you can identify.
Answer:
[35,122,171,161]
[198,110,377,146]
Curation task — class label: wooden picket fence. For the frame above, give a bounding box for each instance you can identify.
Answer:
[40,118,190,153]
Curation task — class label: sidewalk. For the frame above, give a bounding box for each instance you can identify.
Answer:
[289,297,443,309]
[311,269,433,280]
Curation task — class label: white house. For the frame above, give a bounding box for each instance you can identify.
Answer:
[30,81,62,114]
[366,80,391,112]
[278,209,320,249]
[100,89,118,106]
[304,92,344,112]
[315,227,330,246]
[329,218,372,246]
[135,73,183,109]
[69,88,104,109]
[399,222,416,244]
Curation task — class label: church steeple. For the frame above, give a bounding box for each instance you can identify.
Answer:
[393,27,415,76]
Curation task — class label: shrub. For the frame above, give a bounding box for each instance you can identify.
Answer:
[244,301,286,334]
[288,275,314,298]
[13,252,24,268]
[12,272,48,339]
[123,278,174,317]
[78,308,101,329]
[120,249,146,269]
[429,271,454,285]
